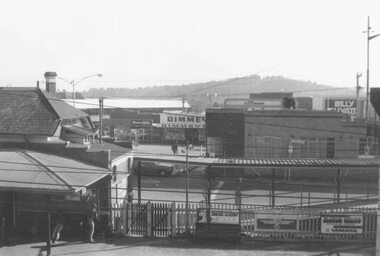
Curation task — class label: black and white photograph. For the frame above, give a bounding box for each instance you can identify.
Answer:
[0,0,380,255]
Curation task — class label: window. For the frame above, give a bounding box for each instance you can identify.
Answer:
[298,137,335,158]
[207,137,224,157]
[253,136,281,158]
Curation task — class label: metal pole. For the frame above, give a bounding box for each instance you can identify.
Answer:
[376,159,380,256]
[99,97,104,143]
[271,168,275,207]
[137,161,141,204]
[356,73,362,118]
[366,16,370,120]
[72,81,76,107]
[206,165,211,224]
[185,141,189,237]
[46,195,51,256]
[336,168,341,204]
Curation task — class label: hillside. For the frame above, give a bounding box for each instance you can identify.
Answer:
[84,75,359,113]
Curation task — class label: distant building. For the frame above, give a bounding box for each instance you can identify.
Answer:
[66,98,207,144]
[207,92,379,159]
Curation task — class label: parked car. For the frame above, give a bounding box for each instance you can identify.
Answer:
[132,161,176,176]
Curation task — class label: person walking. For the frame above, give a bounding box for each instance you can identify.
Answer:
[171,140,178,155]
[52,212,65,243]
[87,204,98,243]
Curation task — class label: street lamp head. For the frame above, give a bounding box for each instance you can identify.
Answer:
[97,74,103,77]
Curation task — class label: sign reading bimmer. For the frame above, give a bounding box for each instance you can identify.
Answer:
[159,113,205,129]
[321,213,363,234]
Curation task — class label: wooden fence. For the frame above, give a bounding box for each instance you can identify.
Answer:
[111,201,377,242]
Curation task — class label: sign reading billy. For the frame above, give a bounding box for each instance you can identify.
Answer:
[159,113,205,128]
[325,99,357,115]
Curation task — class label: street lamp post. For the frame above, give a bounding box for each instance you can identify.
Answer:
[58,74,102,107]
[365,16,380,120]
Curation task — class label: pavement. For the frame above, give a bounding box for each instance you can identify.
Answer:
[0,236,375,256]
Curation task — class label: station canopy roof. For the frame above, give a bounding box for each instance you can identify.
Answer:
[132,154,380,168]
[0,149,110,194]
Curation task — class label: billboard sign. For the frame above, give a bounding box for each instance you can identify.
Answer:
[325,99,357,115]
[197,209,239,224]
[321,213,363,234]
[131,119,152,127]
[255,211,298,232]
[159,113,205,128]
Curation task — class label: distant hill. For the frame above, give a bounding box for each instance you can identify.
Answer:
[84,75,359,113]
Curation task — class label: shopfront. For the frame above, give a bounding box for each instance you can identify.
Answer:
[156,113,206,144]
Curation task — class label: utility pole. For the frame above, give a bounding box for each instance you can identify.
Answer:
[356,73,362,118]
[99,97,104,143]
[365,16,380,120]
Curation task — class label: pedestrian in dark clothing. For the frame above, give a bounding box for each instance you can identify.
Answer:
[52,212,65,243]
[171,140,178,155]
[87,204,98,243]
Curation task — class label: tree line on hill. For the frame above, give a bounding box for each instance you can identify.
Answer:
[83,75,357,113]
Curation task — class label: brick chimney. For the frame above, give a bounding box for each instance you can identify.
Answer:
[44,71,57,95]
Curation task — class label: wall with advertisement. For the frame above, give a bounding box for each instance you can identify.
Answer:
[158,113,205,128]
[158,113,206,143]
[324,98,358,115]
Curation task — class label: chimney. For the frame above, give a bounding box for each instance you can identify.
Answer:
[44,71,57,95]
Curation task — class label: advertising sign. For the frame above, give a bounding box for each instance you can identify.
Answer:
[159,113,205,129]
[325,99,357,115]
[197,209,239,224]
[255,211,298,232]
[321,213,363,234]
[131,120,152,127]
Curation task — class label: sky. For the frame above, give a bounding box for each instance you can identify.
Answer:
[0,0,379,92]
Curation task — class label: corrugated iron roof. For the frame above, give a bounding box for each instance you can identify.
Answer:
[0,149,110,193]
[62,125,94,136]
[132,154,380,168]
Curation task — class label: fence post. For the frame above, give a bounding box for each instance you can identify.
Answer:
[271,168,275,207]
[121,200,127,235]
[171,202,176,237]
[127,202,132,236]
[147,202,152,237]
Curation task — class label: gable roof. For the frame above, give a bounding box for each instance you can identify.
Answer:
[0,149,110,193]
[0,87,91,136]
[41,90,90,119]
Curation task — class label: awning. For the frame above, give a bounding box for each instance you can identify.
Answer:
[0,149,110,194]
[132,153,380,168]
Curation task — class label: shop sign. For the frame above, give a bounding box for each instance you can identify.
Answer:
[255,211,298,232]
[321,213,363,234]
[159,113,205,128]
[131,120,152,127]
[325,99,357,115]
[197,209,239,224]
